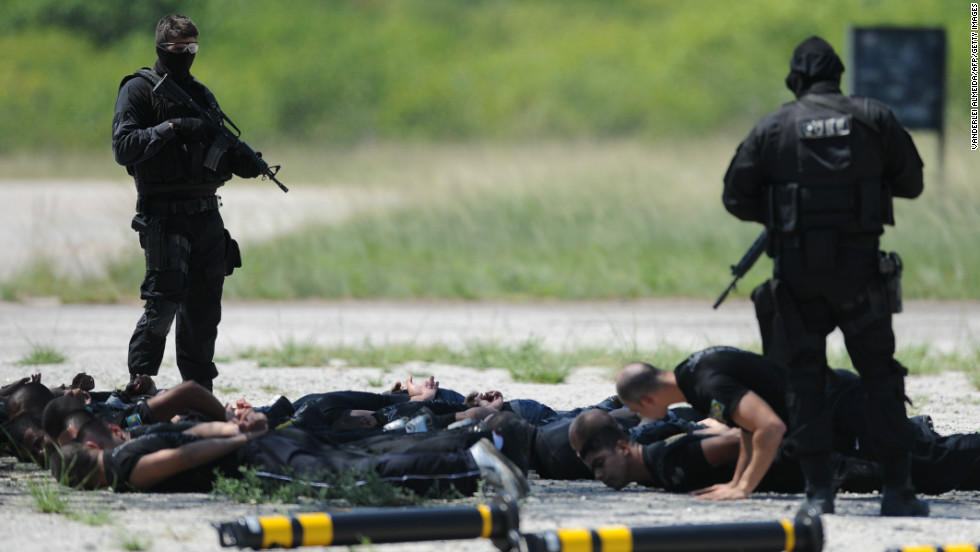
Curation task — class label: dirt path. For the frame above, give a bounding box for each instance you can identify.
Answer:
[0,180,392,279]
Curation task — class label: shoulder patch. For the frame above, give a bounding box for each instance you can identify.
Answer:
[797,114,851,139]
[709,399,726,422]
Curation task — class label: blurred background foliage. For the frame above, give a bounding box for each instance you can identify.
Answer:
[0,0,972,150]
[0,0,975,303]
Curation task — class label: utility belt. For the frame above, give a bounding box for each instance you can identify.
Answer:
[136,195,221,217]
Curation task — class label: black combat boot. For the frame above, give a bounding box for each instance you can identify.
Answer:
[796,455,835,516]
[880,458,928,517]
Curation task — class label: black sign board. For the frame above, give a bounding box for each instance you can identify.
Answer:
[847,27,946,130]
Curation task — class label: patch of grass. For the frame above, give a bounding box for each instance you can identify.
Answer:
[66,507,113,526]
[116,528,153,551]
[827,343,980,382]
[213,465,435,507]
[4,136,974,304]
[16,342,67,366]
[27,476,69,514]
[214,385,242,395]
[241,336,620,383]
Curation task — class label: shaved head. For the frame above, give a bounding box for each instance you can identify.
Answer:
[615,362,666,404]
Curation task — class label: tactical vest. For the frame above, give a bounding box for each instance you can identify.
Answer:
[768,95,893,244]
[118,69,233,197]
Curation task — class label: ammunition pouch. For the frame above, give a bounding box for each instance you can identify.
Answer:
[223,229,242,276]
[131,214,189,274]
[751,278,820,364]
[878,251,903,314]
[837,251,903,335]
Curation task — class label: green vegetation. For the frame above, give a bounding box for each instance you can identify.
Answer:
[16,341,68,366]
[212,465,443,507]
[240,338,980,389]
[0,1,970,149]
[242,335,615,384]
[66,507,114,526]
[4,136,974,303]
[1,2,975,304]
[115,529,153,552]
[828,343,980,378]
[27,475,70,514]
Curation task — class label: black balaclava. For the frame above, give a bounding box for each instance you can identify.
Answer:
[153,43,195,83]
[784,36,844,97]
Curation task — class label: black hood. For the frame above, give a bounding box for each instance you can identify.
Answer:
[154,44,195,83]
[785,36,844,97]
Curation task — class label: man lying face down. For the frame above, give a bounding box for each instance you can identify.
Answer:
[49,407,531,502]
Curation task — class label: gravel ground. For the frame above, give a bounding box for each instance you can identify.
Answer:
[2,180,979,551]
[1,299,979,552]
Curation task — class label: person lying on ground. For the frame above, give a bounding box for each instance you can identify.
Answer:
[42,380,232,447]
[614,346,980,501]
[569,408,980,495]
[51,408,530,501]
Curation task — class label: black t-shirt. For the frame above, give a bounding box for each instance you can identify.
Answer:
[640,433,734,492]
[673,347,790,427]
[103,431,237,493]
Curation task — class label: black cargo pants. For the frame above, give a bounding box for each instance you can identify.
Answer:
[128,205,229,390]
[754,246,913,469]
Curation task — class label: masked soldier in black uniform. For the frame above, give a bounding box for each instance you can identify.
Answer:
[722,36,926,516]
[112,14,262,391]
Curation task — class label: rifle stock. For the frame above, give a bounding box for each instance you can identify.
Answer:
[713,229,769,309]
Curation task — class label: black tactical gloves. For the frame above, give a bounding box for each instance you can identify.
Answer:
[231,150,264,179]
[171,117,207,141]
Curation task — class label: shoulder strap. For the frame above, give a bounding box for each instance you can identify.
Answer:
[798,93,881,135]
[133,68,162,86]
[118,67,158,91]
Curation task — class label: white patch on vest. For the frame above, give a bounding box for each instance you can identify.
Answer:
[797,115,851,139]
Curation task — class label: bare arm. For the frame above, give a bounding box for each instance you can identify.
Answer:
[127,429,265,489]
[692,391,785,500]
[146,381,230,422]
[699,430,741,467]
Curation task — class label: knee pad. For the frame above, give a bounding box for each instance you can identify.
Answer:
[146,301,178,338]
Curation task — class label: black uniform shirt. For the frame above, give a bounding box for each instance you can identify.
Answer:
[673,347,790,427]
[103,432,204,492]
[723,81,923,227]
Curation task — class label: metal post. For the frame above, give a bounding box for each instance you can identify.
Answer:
[215,500,519,550]
[520,513,823,552]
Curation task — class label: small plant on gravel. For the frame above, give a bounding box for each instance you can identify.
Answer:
[116,528,153,551]
[67,507,113,526]
[16,341,67,366]
[27,476,69,514]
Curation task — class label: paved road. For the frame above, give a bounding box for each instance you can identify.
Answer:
[2,298,978,369]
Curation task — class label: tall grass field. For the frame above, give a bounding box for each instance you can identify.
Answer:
[1,134,975,303]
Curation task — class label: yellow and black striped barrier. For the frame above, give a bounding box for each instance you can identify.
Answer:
[216,503,821,552]
[520,513,823,552]
[886,545,980,552]
[214,501,519,550]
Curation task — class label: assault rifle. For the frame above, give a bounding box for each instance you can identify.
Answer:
[149,72,288,193]
[713,229,768,309]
